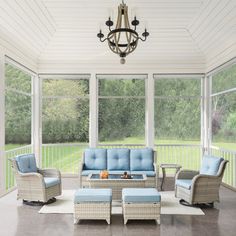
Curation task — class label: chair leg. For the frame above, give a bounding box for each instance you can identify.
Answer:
[74,218,80,224]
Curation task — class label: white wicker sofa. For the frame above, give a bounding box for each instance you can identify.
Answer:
[79,148,158,188]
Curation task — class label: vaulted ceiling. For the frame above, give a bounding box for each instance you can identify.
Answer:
[0,0,236,73]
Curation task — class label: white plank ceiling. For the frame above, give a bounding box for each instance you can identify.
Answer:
[0,0,235,72]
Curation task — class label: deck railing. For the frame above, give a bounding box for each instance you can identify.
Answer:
[41,143,88,174]
[210,146,236,188]
[5,145,32,191]
[98,144,145,149]
[155,144,202,174]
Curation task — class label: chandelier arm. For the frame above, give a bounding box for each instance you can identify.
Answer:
[138,37,147,42]
[100,37,108,43]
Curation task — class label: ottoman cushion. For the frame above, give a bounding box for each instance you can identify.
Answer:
[74,188,112,203]
[122,188,161,203]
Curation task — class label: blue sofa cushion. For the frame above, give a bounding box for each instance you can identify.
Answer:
[175,179,192,190]
[74,188,112,203]
[81,170,101,176]
[131,171,156,177]
[44,177,60,188]
[84,148,107,170]
[107,148,130,170]
[130,148,154,171]
[200,155,224,176]
[122,188,161,203]
[15,154,37,173]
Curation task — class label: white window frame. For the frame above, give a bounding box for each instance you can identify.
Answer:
[153,74,204,146]
[96,74,148,146]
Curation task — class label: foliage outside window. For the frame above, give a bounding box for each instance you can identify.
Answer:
[211,64,236,149]
[98,77,146,144]
[42,79,89,144]
[5,63,32,149]
[154,78,201,144]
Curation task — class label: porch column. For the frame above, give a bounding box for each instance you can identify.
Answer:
[146,73,154,148]
[32,75,41,166]
[0,50,6,195]
[202,75,211,155]
[89,73,98,147]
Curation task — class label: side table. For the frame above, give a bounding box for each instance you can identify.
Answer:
[160,164,182,191]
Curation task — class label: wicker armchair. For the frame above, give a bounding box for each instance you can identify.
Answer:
[10,154,62,204]
[175,155,228,206]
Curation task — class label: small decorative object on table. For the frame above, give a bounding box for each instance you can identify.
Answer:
[121,171,132,179]
[100,170,109,179]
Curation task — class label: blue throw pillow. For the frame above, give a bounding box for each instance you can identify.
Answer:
[200,155,224,176]
[84,148,107,170]
[15,154,37,173]
[130,148,154,171]
[107,148,130,170]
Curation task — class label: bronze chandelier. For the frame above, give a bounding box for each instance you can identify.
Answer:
[97,0,149,64]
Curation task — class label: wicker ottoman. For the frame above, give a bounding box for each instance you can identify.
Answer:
[74,188,112,224]
[122,188,161,224]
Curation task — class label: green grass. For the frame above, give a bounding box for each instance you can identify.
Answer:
[4,138,236,190]
[5,144,28,151]
[41,144,88,173]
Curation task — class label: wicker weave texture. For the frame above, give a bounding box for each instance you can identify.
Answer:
[175,160,228,205]
[88,177,146,201]
[122,202,161,224]
[11,159,62,202]
[74,202,111,224]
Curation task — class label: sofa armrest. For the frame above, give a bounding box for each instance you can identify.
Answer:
[154,164,159,176]
[38,168,61,179]
[192,174,220,184]
[176,169,199,180]
[78,161,84,188]
[17,172,46,188]
[18,172,43,178]
[153,164,159,188]
[78,161,84,175]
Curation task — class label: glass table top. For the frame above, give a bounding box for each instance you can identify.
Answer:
[90,174,144,180]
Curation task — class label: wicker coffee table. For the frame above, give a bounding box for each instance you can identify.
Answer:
[87,173,147,201]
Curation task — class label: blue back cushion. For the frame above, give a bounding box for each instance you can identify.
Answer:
[200,155,224,176]
[84,148,107,170]
[107,148,130,170]
[130,148,154,171]
[15,154,37,173]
